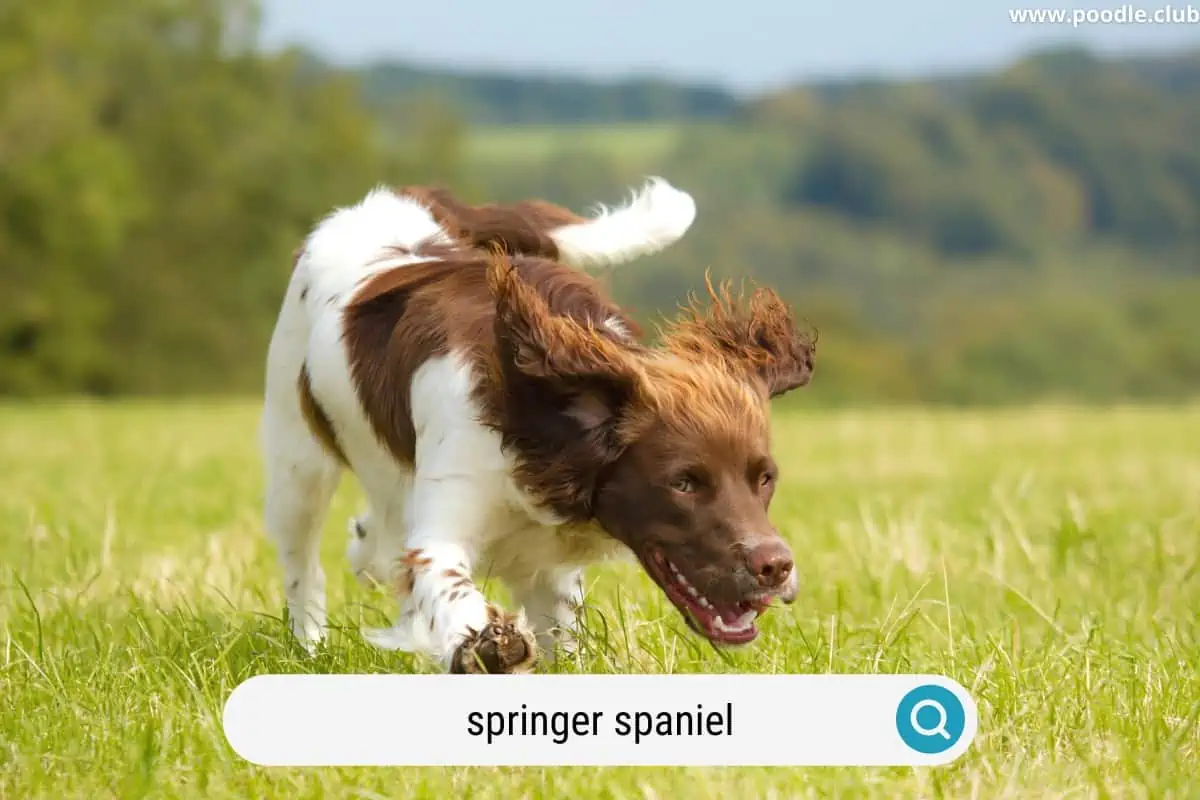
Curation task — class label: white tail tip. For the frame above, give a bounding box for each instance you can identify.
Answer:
[550,177,697,269]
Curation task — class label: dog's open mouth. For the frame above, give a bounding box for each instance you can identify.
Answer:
[643,549,773,645]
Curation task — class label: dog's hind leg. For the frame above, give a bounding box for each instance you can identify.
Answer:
[262,384,341,651]
[266,455,338,651]
[262,274,342,651]
[511,565,586,663]
[345,487,410,591]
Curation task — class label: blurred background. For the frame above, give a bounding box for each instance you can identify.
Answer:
[3,0,1198,404]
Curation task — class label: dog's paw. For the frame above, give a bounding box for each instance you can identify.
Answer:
[450,607,537,674]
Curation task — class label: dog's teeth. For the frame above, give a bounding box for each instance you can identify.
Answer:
[667,561,715,609]
[712,610,758,634]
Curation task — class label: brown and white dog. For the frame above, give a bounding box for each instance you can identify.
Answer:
[261,178,815,673]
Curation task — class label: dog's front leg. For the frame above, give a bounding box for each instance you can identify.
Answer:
[400,541,537,674]
[366,475,537,673]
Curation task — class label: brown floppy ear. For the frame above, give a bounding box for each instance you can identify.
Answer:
[488,253,643,386]
[487,252,647,518]
[662,275,816,398]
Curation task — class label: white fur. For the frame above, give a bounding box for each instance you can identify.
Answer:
[603,315,633,340]
[262,181,685,668]
[550,177,697,269]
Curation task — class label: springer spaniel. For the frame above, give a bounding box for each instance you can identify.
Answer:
[261,179,815,673]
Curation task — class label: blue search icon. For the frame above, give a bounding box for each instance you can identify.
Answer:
[895,684,966,754]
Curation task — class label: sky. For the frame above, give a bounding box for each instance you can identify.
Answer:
[258,1,1200,93]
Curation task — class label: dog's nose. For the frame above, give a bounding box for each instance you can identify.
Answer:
[747,540,794,589]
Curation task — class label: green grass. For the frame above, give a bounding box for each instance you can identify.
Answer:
[2,402,1198,798]
[463,123,686,166]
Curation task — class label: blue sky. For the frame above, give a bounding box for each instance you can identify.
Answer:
[259,1,1199,92]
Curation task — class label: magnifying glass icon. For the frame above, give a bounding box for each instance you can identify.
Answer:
[909,699,951,740]
[897,684,965,754]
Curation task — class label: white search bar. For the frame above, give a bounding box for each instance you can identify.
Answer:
[223,674,977,766]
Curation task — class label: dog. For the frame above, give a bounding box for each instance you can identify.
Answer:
[261,178,815,673]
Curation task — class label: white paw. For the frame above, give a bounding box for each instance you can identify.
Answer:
[290,618,325,655]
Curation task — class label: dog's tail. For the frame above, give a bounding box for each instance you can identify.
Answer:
[547,177,697,269]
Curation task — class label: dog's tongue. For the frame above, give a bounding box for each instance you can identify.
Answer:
[717,605,742,624]
[750,597,773,613]
[715,604,759,628]
[728,597,772,619]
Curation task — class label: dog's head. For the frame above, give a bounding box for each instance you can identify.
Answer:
[490,260,815,645]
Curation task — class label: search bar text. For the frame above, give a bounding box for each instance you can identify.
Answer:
[223,673,978,766]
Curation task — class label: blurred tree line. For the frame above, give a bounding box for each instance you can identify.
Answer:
[0,0,440,394]
[2,0,1198,403]
[354,59,738,125]
[461,48,1200,404]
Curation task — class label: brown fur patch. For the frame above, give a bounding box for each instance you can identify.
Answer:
[297,364,348,465]
[343,260,459,464]
[343,247,637,472]
[626,359,769,447]
[400,185,584,259]
[400,549,433,570]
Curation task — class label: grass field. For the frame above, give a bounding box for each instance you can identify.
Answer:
[2,402,1198,798]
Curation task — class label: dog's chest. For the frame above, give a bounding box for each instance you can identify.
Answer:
[477,516,628,584]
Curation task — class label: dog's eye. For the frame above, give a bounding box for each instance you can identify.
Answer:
[758,469,777,489]
[670,474,699,494]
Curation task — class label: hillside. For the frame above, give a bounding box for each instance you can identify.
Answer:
[3,1,1198,402]
[350,46,1200,124]
[369,46,1200,404]
[354,59,740,124]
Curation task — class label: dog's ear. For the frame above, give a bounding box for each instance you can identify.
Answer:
[487,252,649,518]
[488,252,646,437]
[661,275,816,398]
[489,253,641,382]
